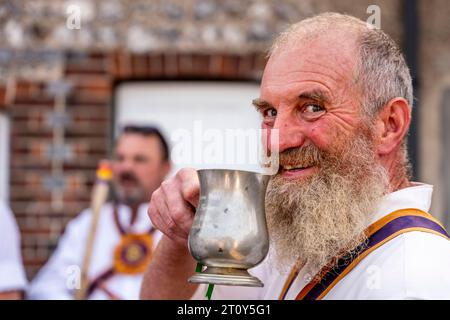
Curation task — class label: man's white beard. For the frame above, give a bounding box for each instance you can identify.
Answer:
[265,131,389,277]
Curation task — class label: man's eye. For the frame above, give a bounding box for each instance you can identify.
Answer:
[135,156,148,163]
[304,104,324,113]
[264,108,277,118]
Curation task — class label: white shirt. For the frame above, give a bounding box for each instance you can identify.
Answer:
[27,203,161,300]
[0,202,27,292]
[193,183,450,300]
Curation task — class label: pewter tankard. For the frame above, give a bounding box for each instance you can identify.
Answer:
[188,169,270,287]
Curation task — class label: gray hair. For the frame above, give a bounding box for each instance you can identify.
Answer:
[269,12,414,118]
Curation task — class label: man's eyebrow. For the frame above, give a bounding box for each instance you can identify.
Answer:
[252,98,273,111]
[299,89,331,104]
[251,90,330,111]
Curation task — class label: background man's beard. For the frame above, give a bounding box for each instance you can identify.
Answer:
[113,185,146,207]
[112,172,147,207]
[265,131,389,277]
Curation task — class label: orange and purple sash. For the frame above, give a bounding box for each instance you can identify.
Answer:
[278,208,450,300]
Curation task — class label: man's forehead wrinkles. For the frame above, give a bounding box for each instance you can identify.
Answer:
[302,63,348,83]
[269,68,342,89]
[303,57,352,77]
[291,67,345,85]
[269,55,350,86]
[264,77,334,97]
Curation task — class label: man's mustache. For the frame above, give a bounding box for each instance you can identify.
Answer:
[119,172,139,184]
[279,145,324,169]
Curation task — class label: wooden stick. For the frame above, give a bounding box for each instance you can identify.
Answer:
[75,160,112,300]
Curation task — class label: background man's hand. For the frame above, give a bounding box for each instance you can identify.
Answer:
[148,168,199,247]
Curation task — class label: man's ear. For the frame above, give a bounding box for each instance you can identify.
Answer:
[375,97,411,156]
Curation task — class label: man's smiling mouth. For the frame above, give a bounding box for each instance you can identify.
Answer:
[280,164,318,179]
[282,164,312,170]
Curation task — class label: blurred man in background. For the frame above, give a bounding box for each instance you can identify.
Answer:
[0,202,27,299]
[28,125,171,299]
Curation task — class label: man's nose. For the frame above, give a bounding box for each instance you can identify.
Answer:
[272,112,306,153]
[117,158,135,172]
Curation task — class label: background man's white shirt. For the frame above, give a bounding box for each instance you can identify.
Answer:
[27,203,161,300]
[193,183,450,300]
[0,202,27,292]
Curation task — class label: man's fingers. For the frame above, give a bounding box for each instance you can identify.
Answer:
[147,168,199,246]
[150,190,188,240]
[160,180,195,236]
[178,168,200,208]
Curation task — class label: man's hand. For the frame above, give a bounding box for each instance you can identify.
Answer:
[148,168,199,247]
[141,168,200,299]
[0,291,22,300]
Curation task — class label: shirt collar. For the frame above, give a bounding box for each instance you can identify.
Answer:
[115,202,150,231]
[368,182,434,226]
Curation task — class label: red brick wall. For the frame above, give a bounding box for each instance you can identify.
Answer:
[3,51,267,278]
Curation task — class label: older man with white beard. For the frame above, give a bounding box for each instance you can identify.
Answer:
[140,13,450,300]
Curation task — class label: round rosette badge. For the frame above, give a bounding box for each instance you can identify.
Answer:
[114,233,153,274]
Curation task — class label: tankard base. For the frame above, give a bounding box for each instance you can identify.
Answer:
[188,266,264,287]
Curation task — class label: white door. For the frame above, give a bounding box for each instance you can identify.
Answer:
[115,81,264,175]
